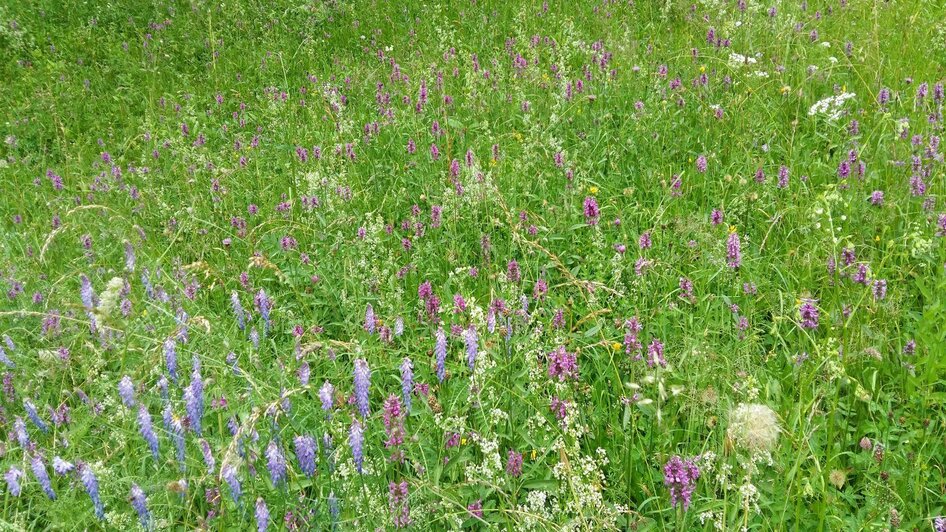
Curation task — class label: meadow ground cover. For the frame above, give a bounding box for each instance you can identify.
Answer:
[1,0,946,529]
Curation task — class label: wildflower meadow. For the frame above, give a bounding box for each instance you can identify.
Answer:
[1,0,946,529]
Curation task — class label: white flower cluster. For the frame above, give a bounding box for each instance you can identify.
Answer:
[463,433,504,484]
[727,52,759,68]
[808,92,857,120]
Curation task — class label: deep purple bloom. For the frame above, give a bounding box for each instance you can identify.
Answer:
[639,231,652,250]
[663,455,700,510]
[726,231,742,268]
[872,279,887,301]
[388,480,411,528]
[507,260,521,283]
[799,299,819,329]
[547,346,578,380]
[711,209,723,226]
[647,339,667,368]
[583,196,600,225]
[506,450,523,477]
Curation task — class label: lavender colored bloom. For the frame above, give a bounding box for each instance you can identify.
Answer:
[138,405,160,461]
[663,455,700,510]
[350,420,365,474]
[185,376,203,435]
[869,190,884,205]
[799,299,819,329]
[5,467,23,497]
[130,484,151,530]
[199,439,215,475]
[255,289,271,335]
[266,440,287,486]
[31,455,56,499]
[872,279,887,301]
[169,413,186,470]
[323,433,335,474]
[255,497,270,532]
[118,375,135,408]
[231,291,246,330]
[400,358,414,411]
[464,326,478,372]
[878,87,890,107]
[364,303,376,334]
[353,358,371,417]
[79,463,105,520]
[319,380,334,416]
[0,346,15,368]
[222,464,241,504]
[435,327,447,382]
[294,435,317,477]
[164,338,178,383]
[726,231,742,268]
[11,417,27,449]
[53,457,74,475]
[394,316,404,336]
[24,399,49,432]
[157,375,169,404]
[80,274,95,309]
[329,491,340,526]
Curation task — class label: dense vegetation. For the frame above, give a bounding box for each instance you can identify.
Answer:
[1,0,945,529]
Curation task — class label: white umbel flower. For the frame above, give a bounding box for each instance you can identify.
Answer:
[727,403,780,452]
